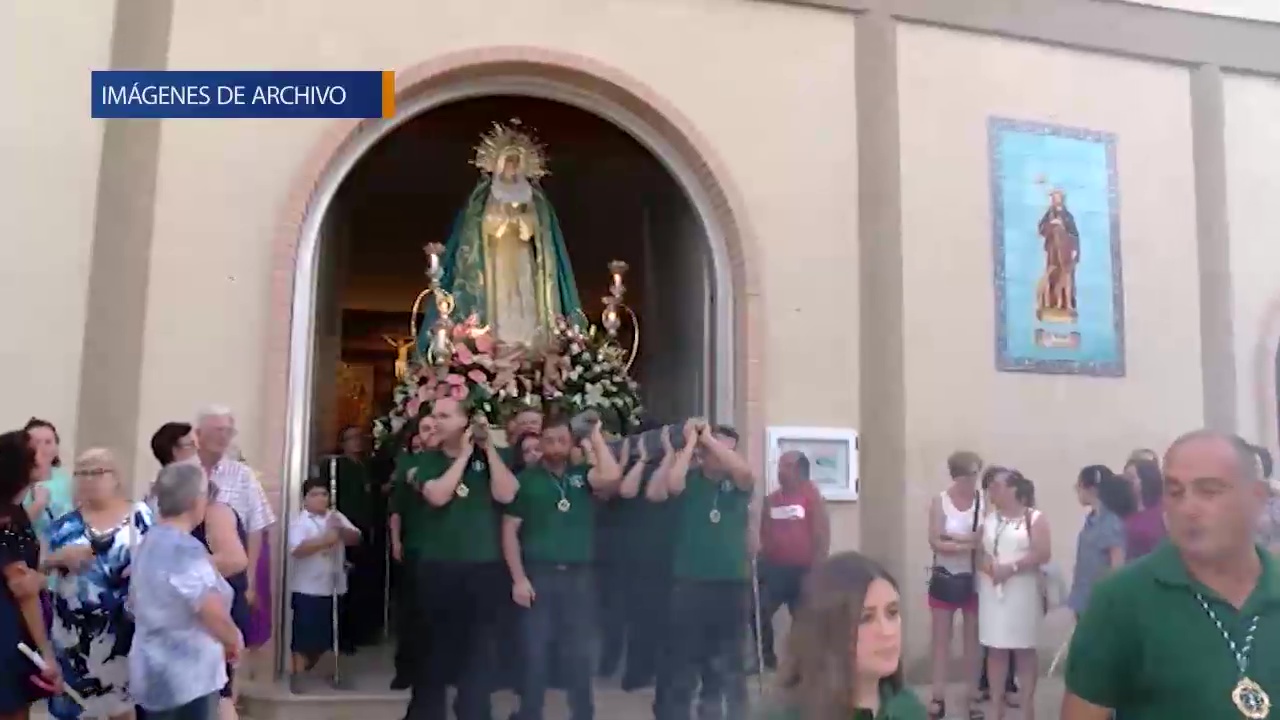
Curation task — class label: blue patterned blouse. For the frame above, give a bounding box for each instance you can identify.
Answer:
[47,502,153,720]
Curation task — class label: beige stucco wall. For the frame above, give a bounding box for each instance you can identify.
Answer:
[0,3,113,452]
[0,4,113,453]
[132,0,861,538]
[1225,74,1280,454]
[1121,0,1280,23]
[897,24,1204,658]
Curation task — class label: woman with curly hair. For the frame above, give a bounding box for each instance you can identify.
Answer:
[766,551,926,720]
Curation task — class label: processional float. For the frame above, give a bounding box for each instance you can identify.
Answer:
[369,119,766,696]
[374,119,643,446]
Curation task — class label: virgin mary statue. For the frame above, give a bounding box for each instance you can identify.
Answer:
[420,121,584,350]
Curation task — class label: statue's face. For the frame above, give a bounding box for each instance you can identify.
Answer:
[498,151,522,182]
[1051,191,1065,208]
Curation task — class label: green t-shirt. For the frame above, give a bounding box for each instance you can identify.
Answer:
[497,445,517,468]
[390,451,422,557]
[609,467,679,563]
[763,683,927,719]
[507,463,596,565]
[1065,541,1280,719]
[401,449,501,563]
[672,469,752,581]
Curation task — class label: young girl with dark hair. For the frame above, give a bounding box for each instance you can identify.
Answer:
[21,419,74,553]
[1068,465,1131,619]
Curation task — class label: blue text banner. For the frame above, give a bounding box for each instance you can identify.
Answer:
[90,70,395,119]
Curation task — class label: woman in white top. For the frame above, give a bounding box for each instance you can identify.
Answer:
[925,451,984,720]
[978,470,1052,720]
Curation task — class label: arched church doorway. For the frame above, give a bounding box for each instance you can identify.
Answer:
[314,96,713,454]
[287,93,726,711]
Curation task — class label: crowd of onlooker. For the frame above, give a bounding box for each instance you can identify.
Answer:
[0,410,276,720]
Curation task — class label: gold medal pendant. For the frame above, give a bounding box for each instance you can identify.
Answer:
[557,498,571,513]
[455,483,470,499]
[709,509,721,524]
[1233,677,1271,719]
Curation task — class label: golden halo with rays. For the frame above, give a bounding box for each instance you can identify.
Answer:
[472,119,550,179]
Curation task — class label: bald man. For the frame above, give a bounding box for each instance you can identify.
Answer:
[756,450,829,670]
[1063,430,1280,720]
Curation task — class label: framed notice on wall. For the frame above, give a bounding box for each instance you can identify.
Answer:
[765,426,859,502]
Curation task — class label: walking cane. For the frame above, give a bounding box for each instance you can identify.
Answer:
[328,455,341,687]
[1048,629,1072,677]
[751,555,766,699]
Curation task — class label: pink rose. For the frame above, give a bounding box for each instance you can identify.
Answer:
[474,333,495,354]
[435,384,452,400]
[446,373,466,386]
[450,385,468,401]
[406,398,421,417]
[454,344,474,364]
[467,369,488,384]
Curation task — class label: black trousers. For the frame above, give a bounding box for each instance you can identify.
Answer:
[657,579,749,720]
[618,557,671,690]
[756,562,807,666]
[494,565,525,691]
[404,560,504,720]
[596,558,628,677]
[340,535,383,651]
[392,555,418,683]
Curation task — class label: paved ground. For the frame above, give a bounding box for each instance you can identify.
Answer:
[34,677,1067,720]
[915,678,1065,719]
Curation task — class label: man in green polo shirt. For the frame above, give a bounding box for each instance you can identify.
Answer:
[648,419,755,720]
[388,412,434,690]
[403,397,518,720]
[501,414,620,720]
[1063,430,1280,720]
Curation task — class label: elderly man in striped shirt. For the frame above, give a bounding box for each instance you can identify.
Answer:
[195,406,277,643]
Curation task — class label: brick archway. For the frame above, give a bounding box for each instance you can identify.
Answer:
[261,46,765,505]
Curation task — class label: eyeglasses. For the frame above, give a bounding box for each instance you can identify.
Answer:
[74,468,112,478]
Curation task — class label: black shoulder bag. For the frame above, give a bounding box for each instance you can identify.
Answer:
[927,491,980,604]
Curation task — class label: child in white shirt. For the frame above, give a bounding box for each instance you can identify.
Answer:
[287,476,361,690]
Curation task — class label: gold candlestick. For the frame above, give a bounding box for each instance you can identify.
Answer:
[411,241,455,365]
[601,260,638,371]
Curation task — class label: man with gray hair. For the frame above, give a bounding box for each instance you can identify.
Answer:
[130,462,242,720]
[1062,430,1280,720]
[195,406,276,620]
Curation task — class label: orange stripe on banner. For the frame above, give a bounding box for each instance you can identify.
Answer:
[381,71,396,118]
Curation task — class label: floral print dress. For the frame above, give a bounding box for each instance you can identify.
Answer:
[47,502,153,719]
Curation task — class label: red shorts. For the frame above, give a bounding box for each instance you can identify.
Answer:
[928,592,978,612]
